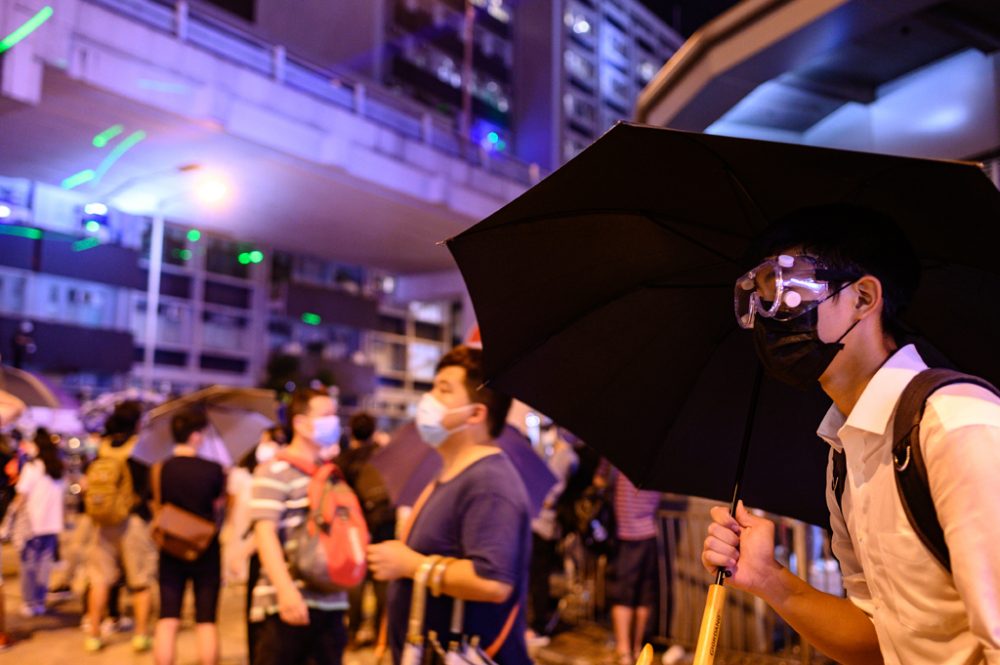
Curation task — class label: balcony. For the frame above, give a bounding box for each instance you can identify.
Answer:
[0,0,541,273]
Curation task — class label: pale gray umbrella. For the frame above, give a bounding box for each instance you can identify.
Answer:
[133,386,278,466]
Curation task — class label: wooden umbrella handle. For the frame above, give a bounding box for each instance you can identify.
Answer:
[692,583,727,665]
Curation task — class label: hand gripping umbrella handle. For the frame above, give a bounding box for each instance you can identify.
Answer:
[692,583,727,665]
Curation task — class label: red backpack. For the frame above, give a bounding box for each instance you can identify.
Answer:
[277,452,370,592]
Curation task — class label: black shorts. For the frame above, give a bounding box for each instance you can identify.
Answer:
[158,544,221,623]
[607,537,658,608]
[254,609,346,665]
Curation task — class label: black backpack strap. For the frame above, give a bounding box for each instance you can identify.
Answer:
[892,368,1000,573]
[831,449,847,515]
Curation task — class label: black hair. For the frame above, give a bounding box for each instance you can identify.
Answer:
[750,204,920,343]
[349,412,376,443]
[170,407,209,444]
[285,387,329,431]
[436,346,513,439]
[103,400,143,447]
[35,428,64,480]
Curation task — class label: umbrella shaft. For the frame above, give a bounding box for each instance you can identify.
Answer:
[692,584,727,665]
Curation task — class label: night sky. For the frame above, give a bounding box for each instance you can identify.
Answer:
[639,0,743,37]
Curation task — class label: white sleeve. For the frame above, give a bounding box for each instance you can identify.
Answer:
[825,449,874,614]
[15,459,40,495]
[924,384,1000,658]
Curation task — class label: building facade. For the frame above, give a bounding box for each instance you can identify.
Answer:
[515,0,684,170]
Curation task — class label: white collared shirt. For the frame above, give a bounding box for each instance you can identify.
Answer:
[817,344,1000,664]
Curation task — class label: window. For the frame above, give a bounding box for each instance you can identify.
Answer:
[0,272,26,314]
[564,92,597,126]
[205,238,252,280]
[202,0,254,22]
[564,48,596,82]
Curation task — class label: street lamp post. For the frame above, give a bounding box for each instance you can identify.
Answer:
[92,164,205,390]
[143,210,165,391]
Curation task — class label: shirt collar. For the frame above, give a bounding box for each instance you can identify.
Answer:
[816,344,928,447]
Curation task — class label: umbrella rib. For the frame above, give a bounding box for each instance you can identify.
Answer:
[646,213,743,267]
[448,207,755,243]
[675,131,772,236]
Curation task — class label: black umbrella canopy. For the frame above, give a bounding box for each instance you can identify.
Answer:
[447,123,1000,526]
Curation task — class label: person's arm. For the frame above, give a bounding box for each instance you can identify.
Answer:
[367,541,512,603]
[249,466,309,625]
[924,386,1000,657]
[254,521,309,625]
[703,502,883,665]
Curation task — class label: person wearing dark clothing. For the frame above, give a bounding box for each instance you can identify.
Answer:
[152,408,226,665]
[338,412,393,648]
[368,346,532,665]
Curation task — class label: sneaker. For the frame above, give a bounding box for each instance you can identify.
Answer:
[661,645,686,665]
[83,636,104,652]
[19,605,38,618]
[131,634,153,652]
[115,616,135,633]
[0,632,13,651]
[48,584,73,600]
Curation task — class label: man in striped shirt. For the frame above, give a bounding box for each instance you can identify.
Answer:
[249,387,348,665]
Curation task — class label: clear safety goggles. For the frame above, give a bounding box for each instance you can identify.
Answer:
[734,254,857,329]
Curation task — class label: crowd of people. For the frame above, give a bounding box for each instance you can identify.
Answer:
[0,345,672,664]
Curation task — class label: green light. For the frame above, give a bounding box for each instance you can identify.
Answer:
[249,250,264,264]
[179,249,193,261]
[72,237,101,252]
[0,6,54,55]
[0,225,42,240]
[237,252,251,265]
[301,313,322,326]
[92,124,125,148]
[84,220,102,233]
[186,229,201,243]
[487,131,499,144]
[61,169,96,190]
[496,140,506,151]
[94,130,147,181]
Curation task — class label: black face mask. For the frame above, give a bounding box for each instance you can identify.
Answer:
[752,309,859,391]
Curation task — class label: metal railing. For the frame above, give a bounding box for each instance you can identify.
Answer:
[84,0,543,186]
[657,497,839,664]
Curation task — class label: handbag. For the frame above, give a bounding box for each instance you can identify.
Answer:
[149,461,218,561]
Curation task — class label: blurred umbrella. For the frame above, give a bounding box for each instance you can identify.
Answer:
[80,388,166,432]
[371,422,439,506]
[373,422,557,517]
[132,386,278,466]
[0,365,75,409]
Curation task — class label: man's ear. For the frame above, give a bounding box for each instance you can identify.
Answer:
[852,275,883,319]
[468,402,489,426]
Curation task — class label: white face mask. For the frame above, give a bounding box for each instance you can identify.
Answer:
[415,393,475,447]
[255,441,278,464]
[311,415,342,449]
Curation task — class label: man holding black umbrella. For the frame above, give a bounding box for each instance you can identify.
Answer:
[702,206,1000,664]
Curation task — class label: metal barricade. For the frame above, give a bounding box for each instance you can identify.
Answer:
[655,497,841,664]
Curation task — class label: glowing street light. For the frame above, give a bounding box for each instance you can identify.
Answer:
[195,175,231,206]
[94,163,233,389]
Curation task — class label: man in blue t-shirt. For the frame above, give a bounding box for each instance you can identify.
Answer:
[367,346,532,665]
